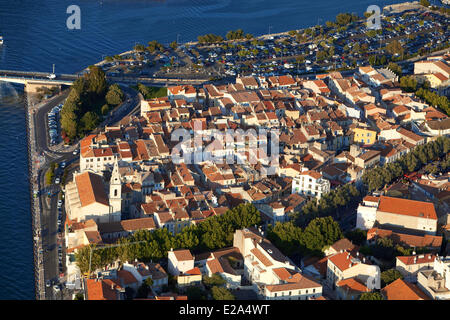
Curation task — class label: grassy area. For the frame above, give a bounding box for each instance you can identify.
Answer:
[133,83,168,100]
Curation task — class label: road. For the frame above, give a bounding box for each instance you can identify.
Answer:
[36,84,140,299]
[33,91,69,155]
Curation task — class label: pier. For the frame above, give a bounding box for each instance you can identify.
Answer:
[0,69,210,92]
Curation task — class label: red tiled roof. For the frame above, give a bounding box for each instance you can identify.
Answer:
[337,277,369,293]
[396,254,436,266]
[172,249,193,262]
[381,279,429,300]
[378,196,437,220]
[86,279,120,300]
[75,172,109,207]
[250,248,273,267]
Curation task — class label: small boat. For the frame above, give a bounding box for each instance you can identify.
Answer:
[0,36,3,45]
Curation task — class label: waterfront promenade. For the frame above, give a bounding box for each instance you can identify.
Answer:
[26,92,68,300]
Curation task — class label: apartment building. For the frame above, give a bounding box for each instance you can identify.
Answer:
[291,170,330,199]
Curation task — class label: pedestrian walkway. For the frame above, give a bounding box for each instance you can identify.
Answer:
[25,93,48,300]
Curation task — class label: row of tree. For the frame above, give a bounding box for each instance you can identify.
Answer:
[267,216,344,258]
[397,76,450,116]
[45,162,57,185]
[226,29,253,41]
[197,34,224,44]
[359,237,432,265]
[294,183,360,228]
[416,87,450,116]
[75,203,261,274]
[335,13,359,26]
[362,136,450,192]
[147,40,165,53]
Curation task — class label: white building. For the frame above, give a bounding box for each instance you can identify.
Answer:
[64,170,121,224]
[326,251,381,290]
[167,249,195,276]
[356,195,438,234]
[233,228,323,300]
[80,147,116,173]
[417,256,450,300]
[205,247,244,289]
[356,196,379,230]
[292,170,330,199]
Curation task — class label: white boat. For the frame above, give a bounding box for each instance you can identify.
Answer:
[0,36,3,45]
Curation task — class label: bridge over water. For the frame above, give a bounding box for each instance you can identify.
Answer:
[0,69,209,92]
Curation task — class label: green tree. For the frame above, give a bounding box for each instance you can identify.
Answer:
[386,40,404,56]
[45,166,55,185]
[211,286,235,300]
[74,292,84,300]
[360,292,384,300]
[106,84,124,106]
[316,51,328,62]
[87,65,108,97]
[267,222,303,256]
[203,274,226,288]
[381,269,403,287]
[101,104,109,116]
[134,44,146,52]
[301,217,344,254]
[344,229,367,246]
[388,62,402,77]
[169,41,178,51]
[81,111,100,132]
[186,286,207,300]
[147,40,164,53]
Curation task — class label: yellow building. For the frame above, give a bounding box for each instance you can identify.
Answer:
[422,73,448,89]
[353,127,377,145]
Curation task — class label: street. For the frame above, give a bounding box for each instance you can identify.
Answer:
[34,84,139,299]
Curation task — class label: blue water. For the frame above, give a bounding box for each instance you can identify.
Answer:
[0,0,409,299]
